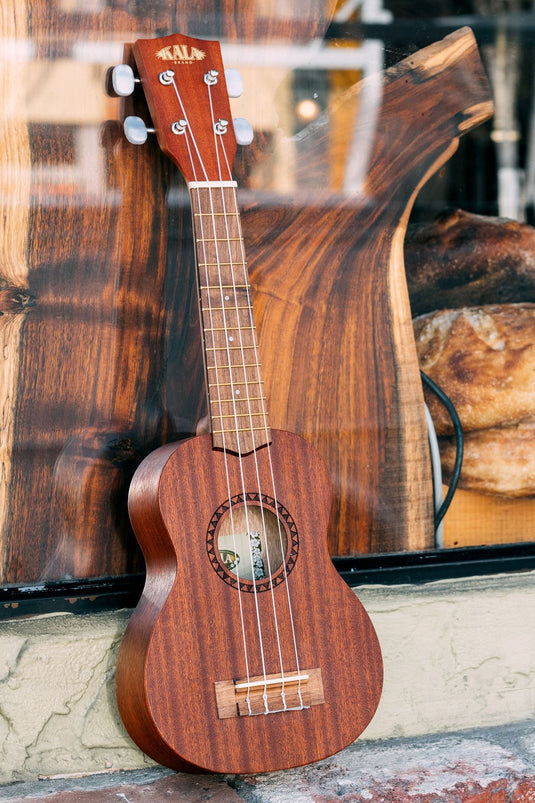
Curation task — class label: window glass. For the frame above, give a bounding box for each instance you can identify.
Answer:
[0,0,532,589]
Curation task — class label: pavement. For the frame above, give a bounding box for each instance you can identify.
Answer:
[2,721,535,802]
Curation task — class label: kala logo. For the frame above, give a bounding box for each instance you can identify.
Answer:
[156,44,206,63]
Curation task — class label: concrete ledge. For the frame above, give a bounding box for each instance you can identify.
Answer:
[1,721,535,801]
[1,571,535,784]
[358,570,535,740]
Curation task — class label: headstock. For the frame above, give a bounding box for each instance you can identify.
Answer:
[109,33,253,183]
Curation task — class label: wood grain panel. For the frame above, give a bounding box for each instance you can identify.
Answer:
[0,1,32,565]
[245,28,493,554]
[0,1,338,584]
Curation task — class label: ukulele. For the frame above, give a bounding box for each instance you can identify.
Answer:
[113,32,383,774]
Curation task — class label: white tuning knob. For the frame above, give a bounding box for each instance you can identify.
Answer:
[225,69,243,98]
[123,116,150,145]
[233,118,254,146]
[111,64,137,97]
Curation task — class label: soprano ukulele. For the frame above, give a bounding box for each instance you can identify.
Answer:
[113,32,383,774]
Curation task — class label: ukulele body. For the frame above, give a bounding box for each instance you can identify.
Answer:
[116,429,383,774]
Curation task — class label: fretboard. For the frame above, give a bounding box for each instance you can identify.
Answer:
[189,181,271,455]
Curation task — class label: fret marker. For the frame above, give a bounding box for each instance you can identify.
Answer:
[229,336,234,342]
[235,389,240,395]
[224,295,230,301]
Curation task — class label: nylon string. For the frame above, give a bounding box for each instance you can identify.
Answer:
[167,71,254,707]
[198,83,271,710]
[216,148,305,709]
[206,82,306,712]
[170,67,306,713]
[205,83,291,712]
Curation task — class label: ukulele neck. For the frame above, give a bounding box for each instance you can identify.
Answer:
[189,180,271,455]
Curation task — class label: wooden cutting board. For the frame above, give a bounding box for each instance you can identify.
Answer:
[246,27,494,554]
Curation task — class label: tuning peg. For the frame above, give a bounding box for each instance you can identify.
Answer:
[123,116,152,145]
[233,118,254,146]
[107,64,138,97]
[225,69,243,98]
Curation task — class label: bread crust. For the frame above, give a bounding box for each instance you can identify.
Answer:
[414,303,535,436]
[440,420,535,498]
[409,212,535,498]
[406,209,535,315]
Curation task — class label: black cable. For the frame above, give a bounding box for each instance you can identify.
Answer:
[420,370,464,530]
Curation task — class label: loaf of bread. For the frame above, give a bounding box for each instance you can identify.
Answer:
[440,420,535,498]
[405,209,535,315]
[409,210,535,498]
[414,303,535,437]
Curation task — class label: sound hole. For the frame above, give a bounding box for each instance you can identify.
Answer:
[217,504,287,582]
[207,494,299,592]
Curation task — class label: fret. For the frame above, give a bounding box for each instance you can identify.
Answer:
[198,262,241,268]
[206,325,255,333]
[197,252,244,268]
[200,283,248,290]
[194,211,236,217]
[206,344,256,352]
[212,426,270,435]
[210,396,266,404]
[202,305,251,313]
[213,411,267,420]
[206,365,261,372]
[196,237,242,243]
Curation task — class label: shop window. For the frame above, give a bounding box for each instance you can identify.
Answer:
[1,0,535,614]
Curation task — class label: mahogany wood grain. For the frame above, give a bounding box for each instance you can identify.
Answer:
[117,430,383,773]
